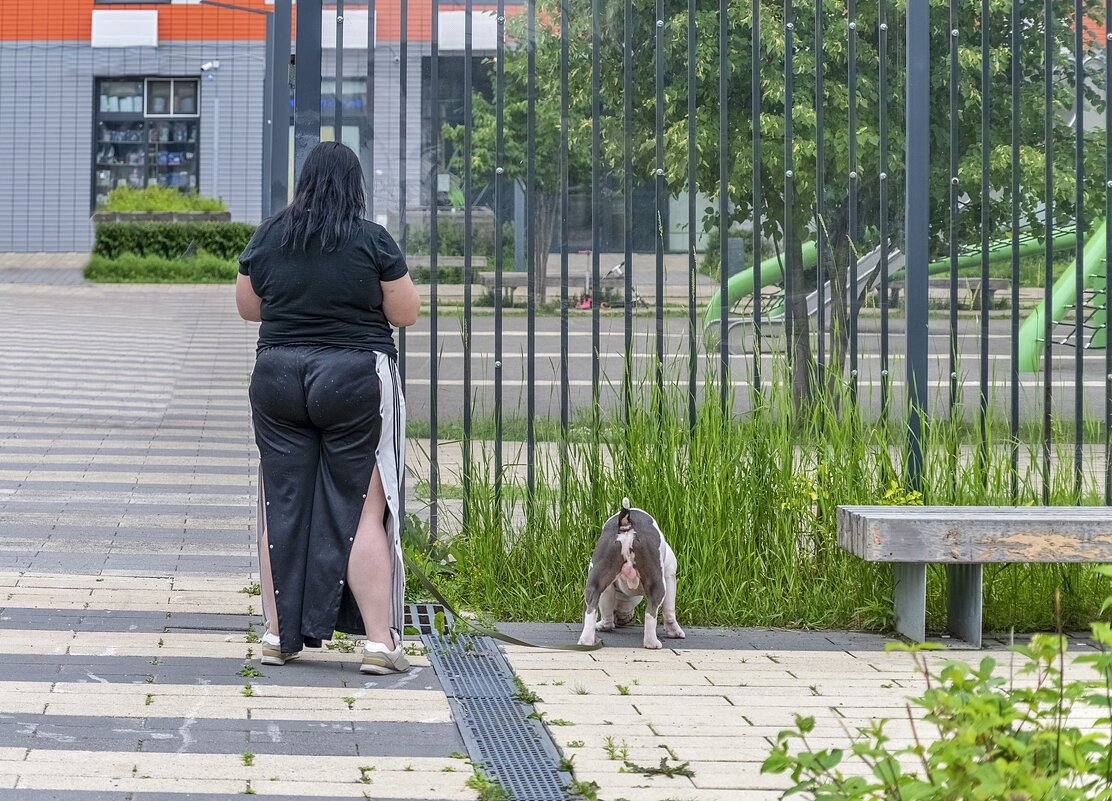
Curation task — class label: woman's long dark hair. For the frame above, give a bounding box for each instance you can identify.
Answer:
[278,141,366,253]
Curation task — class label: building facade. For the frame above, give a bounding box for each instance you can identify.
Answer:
[0,0,693,254]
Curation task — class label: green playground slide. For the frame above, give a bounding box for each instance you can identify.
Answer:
[1017,220,1108,373]
[702,232,1078,336]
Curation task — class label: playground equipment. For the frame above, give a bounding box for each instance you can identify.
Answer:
[1017,220,1108,372]
[702,230,1084,358]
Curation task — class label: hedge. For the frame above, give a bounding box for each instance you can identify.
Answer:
[85,253,238,283]
[93,221,256,260]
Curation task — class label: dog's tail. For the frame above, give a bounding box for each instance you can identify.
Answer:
[618,497,632,531]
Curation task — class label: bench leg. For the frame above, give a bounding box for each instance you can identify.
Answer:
[893,563,927,643]
[946,564,983,648]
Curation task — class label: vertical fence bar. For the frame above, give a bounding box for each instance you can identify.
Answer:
[623,0,634,422]
[560,0,570,448]
[364,0,375,220]
[751,0,761,395]
[269,0,291,214]
[462,0,473,529]
[591,0,602,426]
[718,0,729,414]
[906,0,929,489]
[1107,0,1112,505]
[398,0,409,387]
[1009,0,1020,500]
[654,0,665,405]
[526,0,537,497]
[1041,0,1053,503]
[784,0,795,383]
[428,0,440,537]
[948,2,959,416]
[294,0,322,179]
[262,11,274,218]
[878,0,889,419]
[847,0,858,401]
[814,0,824,394]
[978,0,990,479]
[687,0,697,431]
[494,0,505,503]
[1073,0,1084,498]
[334,0,344,132]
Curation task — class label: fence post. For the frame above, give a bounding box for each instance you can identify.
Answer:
[905,0,929,489]
[270,0,291,212]
[294,0,322,181]
[262,11,273,219]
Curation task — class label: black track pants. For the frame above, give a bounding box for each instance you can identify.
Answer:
[249,344,406,654]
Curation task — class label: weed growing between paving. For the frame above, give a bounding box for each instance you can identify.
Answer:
[409,362,1108,632]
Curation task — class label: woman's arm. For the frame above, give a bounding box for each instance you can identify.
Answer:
[381,273,421,328]
[236,273,263,322]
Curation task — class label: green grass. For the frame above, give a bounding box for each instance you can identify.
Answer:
[416,365,1109,634]
[86,253,237,283]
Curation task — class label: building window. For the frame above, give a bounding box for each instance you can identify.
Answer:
[93,77,201,209]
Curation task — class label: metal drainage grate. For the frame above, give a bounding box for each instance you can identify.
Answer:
[423,633,517,698]
[404,603,448,635]
[426,632,572,801]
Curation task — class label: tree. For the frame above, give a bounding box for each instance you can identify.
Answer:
[583,0,1106,407]
[443,10,595,304]
[451,0,1107,404]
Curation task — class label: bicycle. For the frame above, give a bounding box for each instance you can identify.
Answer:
[598,261,648,310]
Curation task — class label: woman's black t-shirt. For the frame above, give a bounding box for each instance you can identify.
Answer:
[238,217,408,358]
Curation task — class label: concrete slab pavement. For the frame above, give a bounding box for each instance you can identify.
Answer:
[0,274,1102,801]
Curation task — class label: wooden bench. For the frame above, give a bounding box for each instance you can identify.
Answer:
[476,270,623,303]
[887,277,1011,309]
[837,505,1112,648]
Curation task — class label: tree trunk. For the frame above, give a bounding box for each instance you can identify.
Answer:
[787,234,813,411]
[532,190,560,305]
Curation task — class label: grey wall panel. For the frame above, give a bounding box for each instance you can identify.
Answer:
[0,40,266,253]
[0,38,423,252]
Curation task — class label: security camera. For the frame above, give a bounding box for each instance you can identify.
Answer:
[200,61,220,72]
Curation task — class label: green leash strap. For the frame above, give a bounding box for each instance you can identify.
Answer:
[402,554,603,651]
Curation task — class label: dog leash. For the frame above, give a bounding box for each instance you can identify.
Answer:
[403,553,603,651]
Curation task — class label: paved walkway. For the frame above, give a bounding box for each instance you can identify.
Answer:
[0,278,1102,801]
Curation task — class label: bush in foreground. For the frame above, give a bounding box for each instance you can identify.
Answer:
[762,572,1112,799]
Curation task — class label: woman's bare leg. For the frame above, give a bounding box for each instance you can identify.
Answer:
[257,521,279,638]
[346,466,395,646]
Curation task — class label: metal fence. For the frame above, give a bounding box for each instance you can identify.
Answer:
[94,0,1112,524]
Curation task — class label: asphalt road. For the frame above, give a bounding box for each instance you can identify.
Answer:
[397,312,1110,425]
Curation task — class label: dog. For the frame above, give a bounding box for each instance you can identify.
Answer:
[577,498,685,649]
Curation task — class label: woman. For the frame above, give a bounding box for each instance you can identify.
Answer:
[236,141,420,674]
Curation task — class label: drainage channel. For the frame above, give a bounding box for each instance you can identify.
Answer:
[407,605,573,800]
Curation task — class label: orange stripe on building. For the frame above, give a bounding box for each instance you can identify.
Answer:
[1,0,510,42]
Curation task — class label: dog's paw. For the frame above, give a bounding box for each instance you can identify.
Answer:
[615,613,634,628]
[596,620,615,632]
[642,636,663,650]
[577,632,596,646]
[665,622,686,639]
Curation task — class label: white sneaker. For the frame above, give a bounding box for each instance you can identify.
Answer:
[360,633,410,675]
[260,632,301,666]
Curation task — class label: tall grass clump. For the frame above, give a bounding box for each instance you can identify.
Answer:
[437,362,1108,633]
